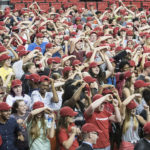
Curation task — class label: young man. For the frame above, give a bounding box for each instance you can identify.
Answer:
[0,102,24,150]
[27,33,48,54]
[84,94,121,150]
[31,76,61,110]
[76,123,101,150]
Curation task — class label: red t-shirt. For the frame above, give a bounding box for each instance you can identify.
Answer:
[84,110,111,149]
[58,124,79,150]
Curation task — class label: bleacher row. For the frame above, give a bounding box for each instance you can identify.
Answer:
[10,0,150,11]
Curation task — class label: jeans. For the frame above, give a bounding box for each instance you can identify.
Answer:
[94,145,110,150]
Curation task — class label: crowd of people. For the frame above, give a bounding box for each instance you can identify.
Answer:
[1,0,150,150]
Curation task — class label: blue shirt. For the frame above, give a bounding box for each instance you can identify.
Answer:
[0,117,21,150]
[28,42,48,54]
[83,141,93,148]
[52,46,65,58]
[107,76,116,87]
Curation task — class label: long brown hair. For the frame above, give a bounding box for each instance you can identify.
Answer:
[29,112,47,141]
[57,116,69,130]
[122,109,138,134]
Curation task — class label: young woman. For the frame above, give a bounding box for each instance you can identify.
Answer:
[122,73,136,100]
[57,106,80,150]
[11,100,29,150]
[89,56,114,86]
[0,54,13,89]
[6,79,31,108]
[26,101,55,150]
[120,94,150,150]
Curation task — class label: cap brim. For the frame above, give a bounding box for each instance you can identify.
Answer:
[12,83,22,88]
[145,83,150,87]
[72,112,78,117]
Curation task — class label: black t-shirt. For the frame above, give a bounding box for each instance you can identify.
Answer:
[134,138,150,150]
[38,67,50,76]
[140,109,147,120]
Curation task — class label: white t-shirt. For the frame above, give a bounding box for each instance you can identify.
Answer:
[12,60,24,79]
[31,90,63,110]
[6,94,31,108]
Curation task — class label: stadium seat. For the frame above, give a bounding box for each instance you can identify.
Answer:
[46,0,56,2]
[86,2,97,10]
[132,2,141,8]
[97,2,108,11]
[58,0,68,2]
[69,0,79,2]
[123,2,131,6]
[143,2,150,9]
[34,0,44,2]
[39,3,50,11]
[51,3,62,10]
[75,2,85,9]
[22,0,33,2]
[10,0,21,3]
[15,3,25,10]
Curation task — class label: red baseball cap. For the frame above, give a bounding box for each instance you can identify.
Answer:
[89,62,98,68]
[102,89,113,95]
[134,80,150,89]
[46,43,53,49]
[70,32,77,36]
[82,123,102,134]
[115,46,123,52]
[75,17,81,21]
[60,106,78,117]
[34,47,42,52]
[127,30,133,36]
[0,54,11,61]
[124,71,132,79]
[86,52,93,58]
[33,101,44,110]
[129,60,135,67]
[0,46,6,53]
[52,57,61,63]
[87,17,93,21]
[83,76,96,83]
[16,45,25,52]
[25,74,41,83]
[64,36,70,41]
[18,50,30,57]
[126,100,138,110]
[72,59,81,66]
[77,24,83,30]
[86,23,91,28]
[63,66,72,74]
[144,61,150,68]
[143,122,150,134]
[36,33,43,38]
[0,102,11,111]
[40,75,50,82]
[11,79,22,88]
[38,26,46,31]
[93,94,103,102]
[47,58,53,65]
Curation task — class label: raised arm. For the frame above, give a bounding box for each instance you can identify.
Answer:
[85,94,112,117]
